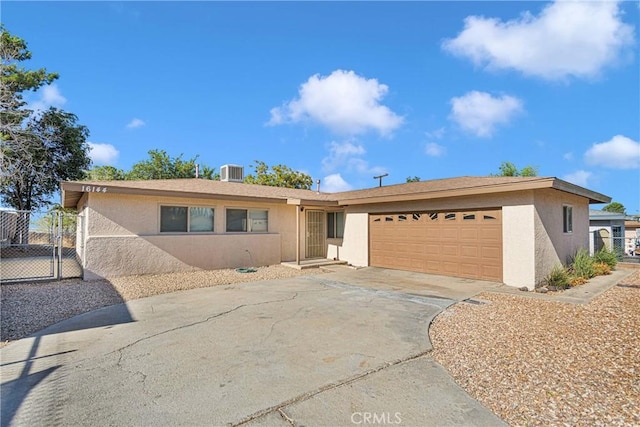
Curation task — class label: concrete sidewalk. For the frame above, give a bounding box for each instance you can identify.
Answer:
[1,274,504,427]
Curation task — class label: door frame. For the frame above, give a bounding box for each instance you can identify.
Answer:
[306,210,326,258]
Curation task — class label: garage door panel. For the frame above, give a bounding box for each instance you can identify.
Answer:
[481,246,501,260]
[370,208,503,282]
[460,245,479,257]
[442,261,459,275]
[442,244,458,256]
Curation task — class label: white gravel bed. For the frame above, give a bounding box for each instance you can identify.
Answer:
[1,265,323,346]
[430,269,640,426]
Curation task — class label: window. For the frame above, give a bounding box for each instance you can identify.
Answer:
[189,207,214,232]
[445,213,456,221]
[563,205,573,233]
[463,214,476,221]
[160,206,214,232]
[327,211,345,238]
[226,209,268,232]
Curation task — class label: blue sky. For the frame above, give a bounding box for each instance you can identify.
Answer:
[5,1,640,213]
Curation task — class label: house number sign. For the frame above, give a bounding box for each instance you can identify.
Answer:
[81,185,108,193]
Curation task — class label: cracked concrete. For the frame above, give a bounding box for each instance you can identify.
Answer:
[1,273,504,426]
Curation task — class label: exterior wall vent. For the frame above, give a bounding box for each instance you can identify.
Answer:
[220,164,244,182]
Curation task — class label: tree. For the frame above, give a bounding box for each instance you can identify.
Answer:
[491,161,538,177]
[85,165,126,181]
[124,149,216,180]
[1,27,90,212]
[406,176,421,183]
[602,202,626,214]
[244,161,313,189]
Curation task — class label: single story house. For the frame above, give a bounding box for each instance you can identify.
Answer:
[61,170,610,289]
[588,209,625,255]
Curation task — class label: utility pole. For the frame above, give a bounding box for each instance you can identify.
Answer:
[373,173,388,187]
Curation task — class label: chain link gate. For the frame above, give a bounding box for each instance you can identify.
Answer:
[0,210,83,283]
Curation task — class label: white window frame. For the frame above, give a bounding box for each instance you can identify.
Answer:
[159,205,215,233]
[563,205,573,234]
[225,208,269,233]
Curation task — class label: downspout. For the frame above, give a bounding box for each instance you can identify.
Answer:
[296,206,301,265]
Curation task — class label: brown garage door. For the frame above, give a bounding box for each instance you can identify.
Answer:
[369,209,502,282]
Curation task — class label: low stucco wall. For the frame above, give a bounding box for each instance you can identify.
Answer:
[83,233,282,280]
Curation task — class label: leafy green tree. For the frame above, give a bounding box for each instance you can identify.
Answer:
[406,176,421,183]
[1,27,90,212]
[602,202,626,215]
[124,150,216,180]
[491,161,538,177]
[244,161,312,189]
[85,165,126,181]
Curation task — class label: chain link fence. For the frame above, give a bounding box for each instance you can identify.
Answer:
[0,209,82,283]
[589,227,640,259]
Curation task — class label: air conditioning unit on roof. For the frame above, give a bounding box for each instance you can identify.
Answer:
[221,164,244,183]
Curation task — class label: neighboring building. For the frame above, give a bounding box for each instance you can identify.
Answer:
[588,210,626,255]
[61,173,610,290]
[624,218,640,256]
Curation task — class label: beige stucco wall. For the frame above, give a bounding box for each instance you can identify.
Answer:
[502,204,536,288]
[533,189,589,286]
[332,212,369,266]
[80,192,296,280]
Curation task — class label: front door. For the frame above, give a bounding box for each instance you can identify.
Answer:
[306,210,325,258]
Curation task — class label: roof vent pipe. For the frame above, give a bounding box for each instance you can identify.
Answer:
[195,164,200,179]
[316,179,321,193]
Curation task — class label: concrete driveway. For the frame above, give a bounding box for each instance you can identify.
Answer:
[1,268,505,426]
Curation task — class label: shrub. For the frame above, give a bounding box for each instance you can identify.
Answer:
[593,262,611,276]
[544,264,570,289]
[571,248,595,279]
[569,276,588,287]
[592,247,618,268]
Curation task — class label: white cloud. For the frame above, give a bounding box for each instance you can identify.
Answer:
[30,84,67,111]
[126,118,146,129]
[268,69,404,136]
[449,91,523,137]
[562,170,592,187]
[322,173,353,193]
[322,140,366,172]
[563,152,574,161]
[584,135,640,169]
[88,142,120,166]
[426,127,446,139]
[425,142,446,157]
[442,1,635,80]
[321,140,386,178]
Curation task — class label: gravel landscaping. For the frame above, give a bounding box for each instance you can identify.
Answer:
[430,268,640,426]
[0,265,323,346]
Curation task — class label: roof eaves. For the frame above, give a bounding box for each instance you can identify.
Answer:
[551,179,611,204]
[336,178,555,205]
